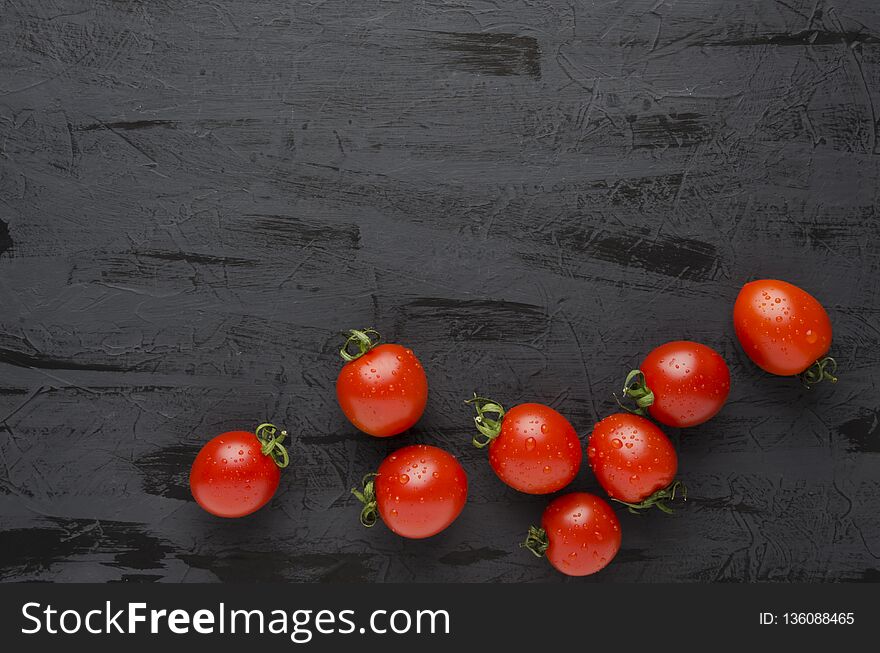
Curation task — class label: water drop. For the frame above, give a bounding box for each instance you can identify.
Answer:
[611,438,623,449]
[525,437,536,451]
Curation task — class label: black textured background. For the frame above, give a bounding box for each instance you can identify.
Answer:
[1,0,879,583]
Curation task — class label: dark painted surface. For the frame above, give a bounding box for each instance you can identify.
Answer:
[0,0,878,583]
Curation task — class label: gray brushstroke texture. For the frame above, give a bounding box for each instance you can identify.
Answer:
[0,0,878,583]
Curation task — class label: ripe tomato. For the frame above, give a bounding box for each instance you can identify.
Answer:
[352,444,467,539]
[733,279,837,385]
[587,413,681,513]
[190,423,289,518]
[466,395,582,494]
[336,329,428,437]
[620,341,730,427]
[523,492,621,576]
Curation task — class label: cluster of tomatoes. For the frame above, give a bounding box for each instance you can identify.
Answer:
[188,279,837,577]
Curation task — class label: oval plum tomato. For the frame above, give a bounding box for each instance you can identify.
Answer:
[733,279,837,386]
[352,444,467,539]
[336,329,428,437]
[523,492,621,576]
[587,413,682,514]
[190,423,289,518]
[466,395,581,494]
[619,341,730,427]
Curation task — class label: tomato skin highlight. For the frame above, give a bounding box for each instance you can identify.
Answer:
[336,343,428,437]
[190,431,280,518]
[587,413,677,504]
[488,403,582,494]
[734,279,832,376]
[640,341,730,427]
[540,493,621,576]
[374,445,467,539]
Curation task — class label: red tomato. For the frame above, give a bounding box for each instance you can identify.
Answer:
[587,413,681,513]
[523,492,621,576]
[190,424,289,518]
[336,329,428,437]
[621,341,730,427]
[467,395,582,494]
[734,279,837,384]
[352,444,467,539]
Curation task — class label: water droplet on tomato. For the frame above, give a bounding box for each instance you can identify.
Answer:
[543,465,551,473]
[399,474,410,485]
[611,438,623,449]
[805,329,817,343]
[625,442,633,449]
[525,437,536,451]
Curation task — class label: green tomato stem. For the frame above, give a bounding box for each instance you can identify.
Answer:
[800,356,838,388]
[464,393,506,448]
[610,480,686,515]
[255,423,290,469]
[339,328,381,363]
[614,369,654,416]
[351,473,379,528]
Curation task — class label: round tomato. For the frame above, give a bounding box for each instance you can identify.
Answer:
[734,279,836,385]
[352,444,467,539]
[336,329,428,437]
[190,423,289,518]
[587,413,681,513]
[523,492,621,576]
[466,395,581,494]
[620,341,730,427]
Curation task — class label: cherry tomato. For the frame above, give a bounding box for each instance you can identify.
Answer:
[352,444,467,539]
[733,279,837,385]
[336,328,428,437]
[466,395,582,494]
[587,413,681,513]
[620,341,730,427]
[523,492,621,576]
[190,423,289,518]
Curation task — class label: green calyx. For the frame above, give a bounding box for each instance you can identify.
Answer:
[351,473,379,528]
[464,393,506,448]
[611,480,686,515]
[339,328,381,363]
[615,369,654,416]
[255,423,290,469]
[521,525,549,558]
[800,356,838,388]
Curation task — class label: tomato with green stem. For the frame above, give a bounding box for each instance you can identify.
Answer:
[336,328,428,437]
[523,492,621,576]
[466,394,581,494]
[352,444,467,539]
[190,423,289,518]
[733,279,837,386]
[587,413,683,514]
[617,340,730,428]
